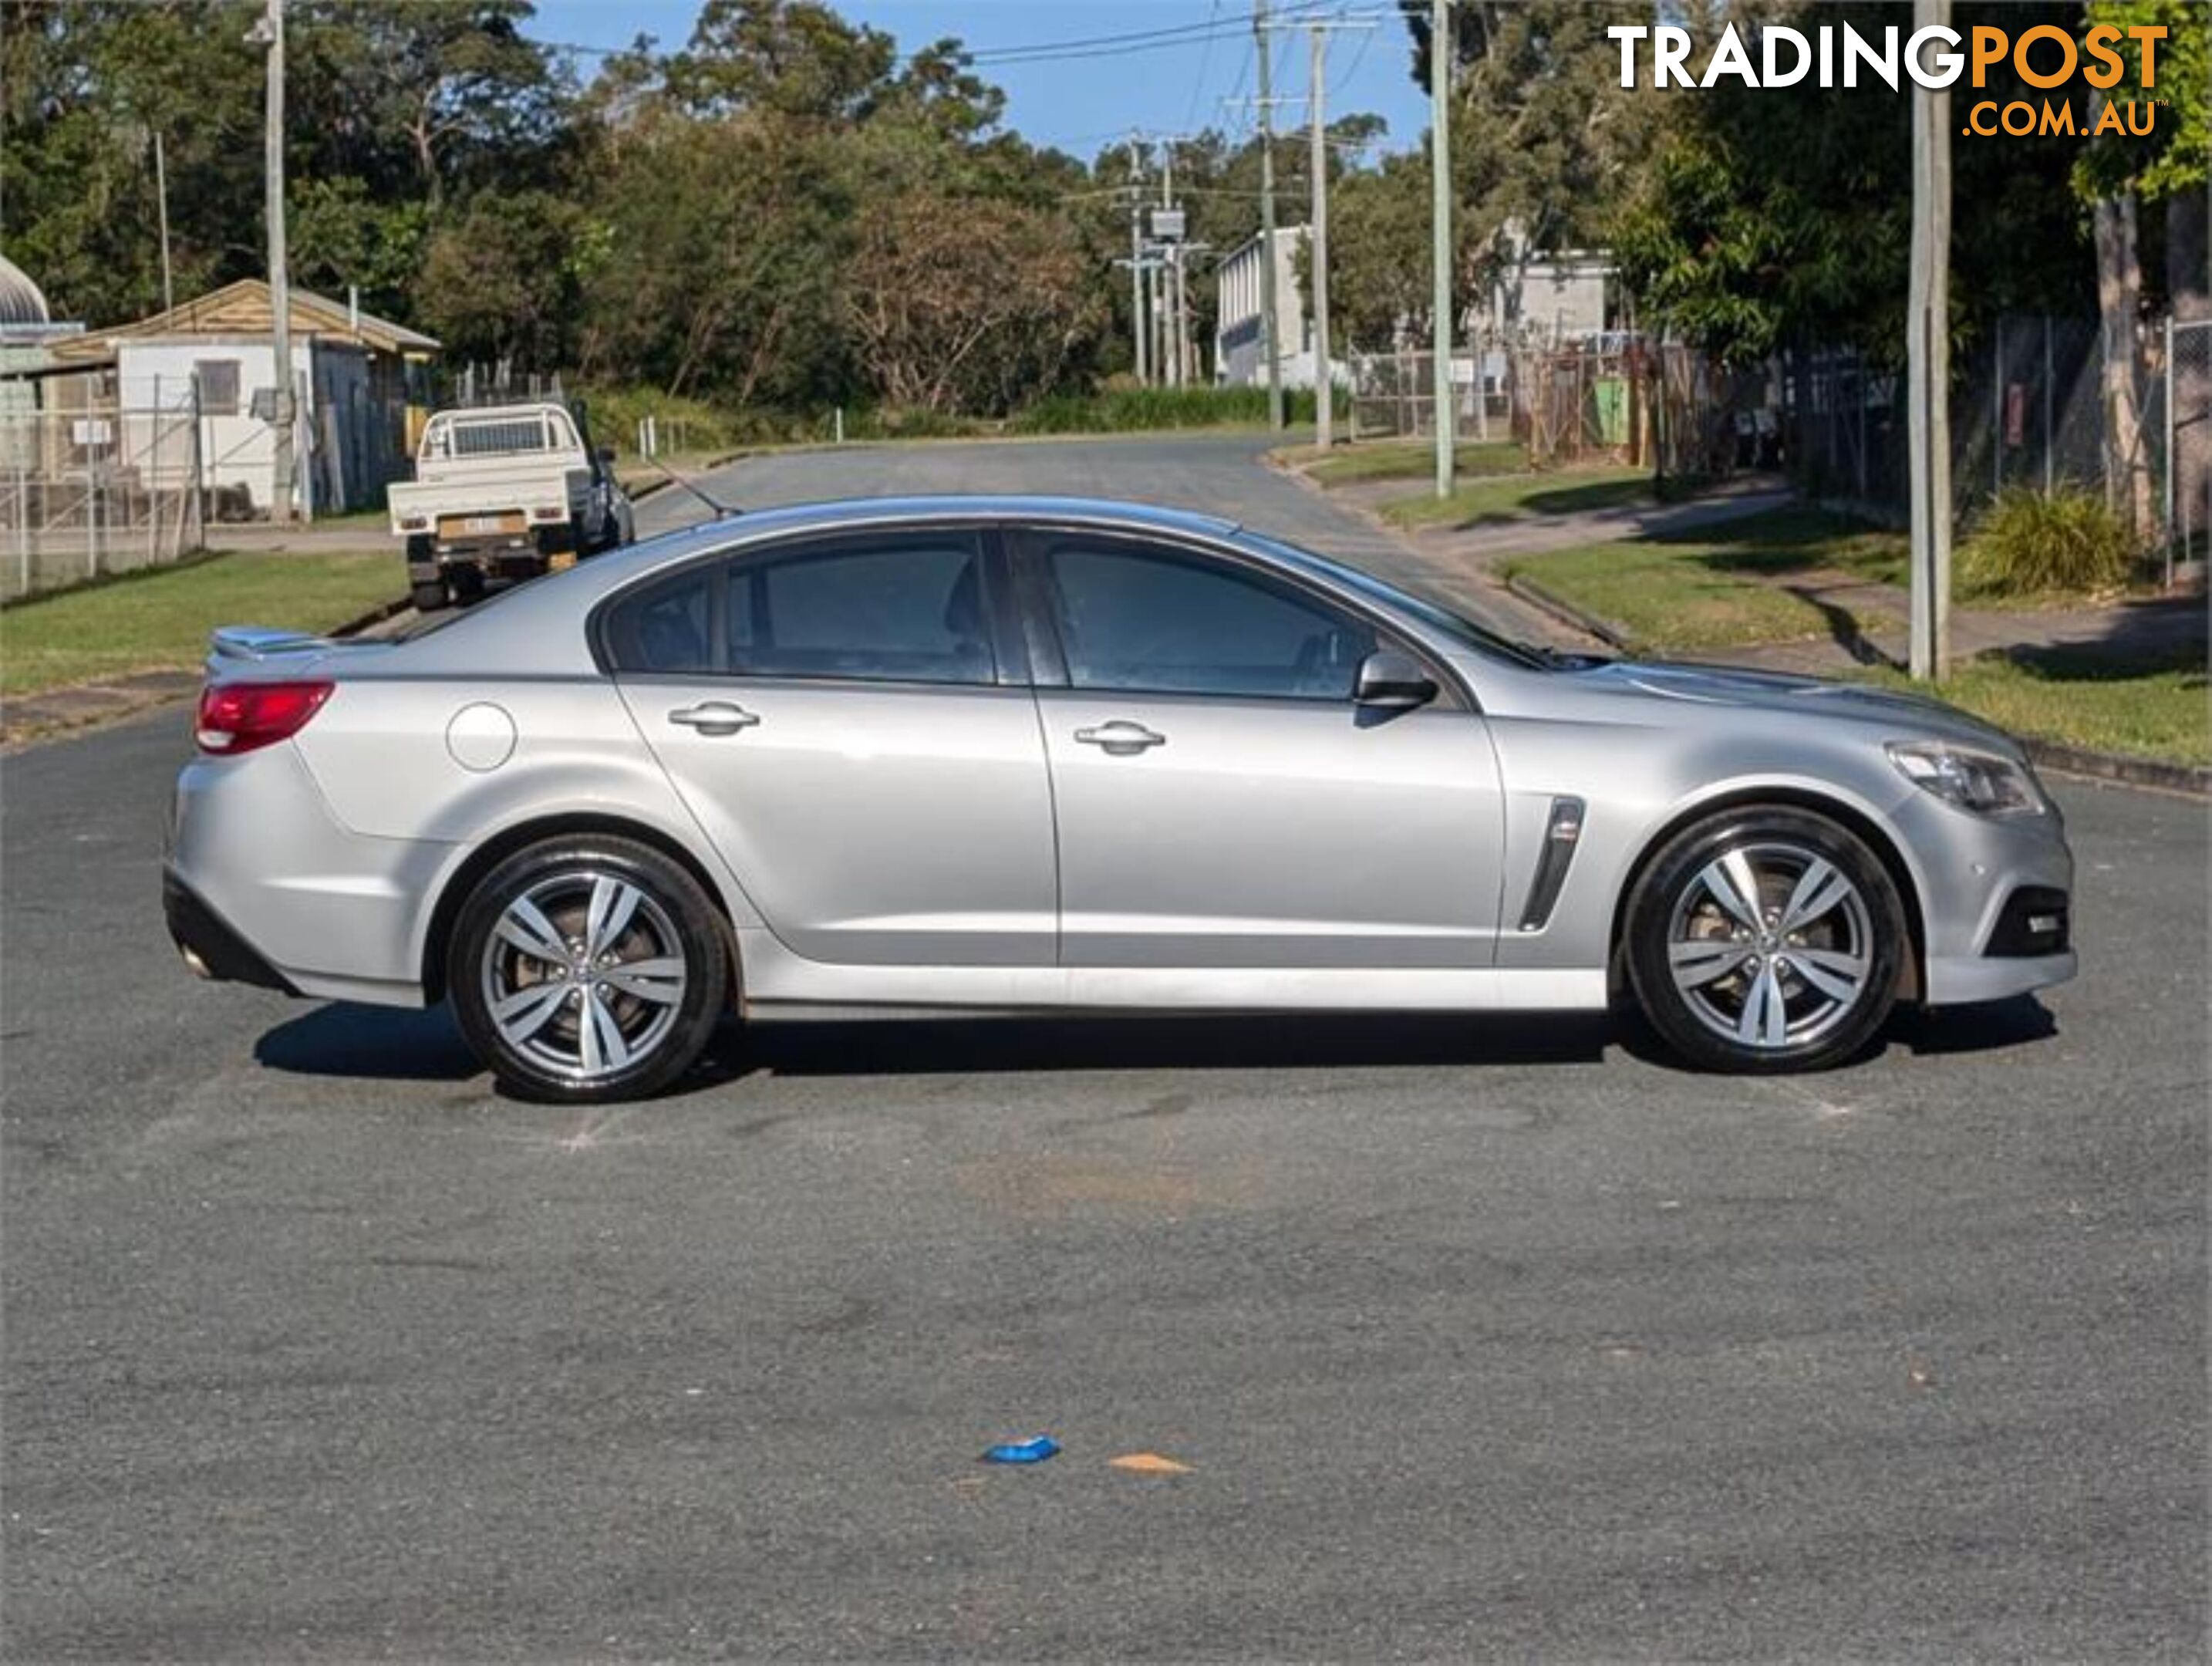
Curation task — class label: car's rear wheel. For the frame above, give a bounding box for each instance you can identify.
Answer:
[449,837,729,1102]
[409,578,449,613]
[1625,806,1906,1073]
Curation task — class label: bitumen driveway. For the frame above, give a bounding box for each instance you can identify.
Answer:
[2,433,2205,1659]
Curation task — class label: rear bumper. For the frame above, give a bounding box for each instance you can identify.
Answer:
[167,743,439,1008]
[164,870,297,993]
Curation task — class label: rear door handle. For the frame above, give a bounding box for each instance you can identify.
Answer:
[668,701,759,737]
[1074,720,1166,755]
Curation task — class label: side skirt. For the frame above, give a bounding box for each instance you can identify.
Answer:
[733,927,1607,1019]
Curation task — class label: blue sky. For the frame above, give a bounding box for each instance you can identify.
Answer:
[524,1,1431,161]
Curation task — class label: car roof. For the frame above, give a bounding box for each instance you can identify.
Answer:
[387,495,1254,676]
[609,494,1240,575]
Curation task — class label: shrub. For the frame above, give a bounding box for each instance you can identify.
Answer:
[1009,383,1320,435]
[1958,487,2139,599]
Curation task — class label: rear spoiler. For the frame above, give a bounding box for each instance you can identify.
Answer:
[208,626,332,663]
[204,624,379,680]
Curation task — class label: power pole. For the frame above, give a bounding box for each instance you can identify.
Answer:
[1255,0,1284,430]
[1907,0,1951,679]
[1428,0,1455,498]
[1304,17,1374,450]
[1126,138,1149,386]
[1310,24,1333,448]
[1161,143,1180,386]
[259,0,296,523]
[153,130,174,317]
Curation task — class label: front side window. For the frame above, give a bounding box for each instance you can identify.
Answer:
[727,535,995,686]
[1042,538,1374,700]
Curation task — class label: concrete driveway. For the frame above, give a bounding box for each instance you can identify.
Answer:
[3,433,2204,1660]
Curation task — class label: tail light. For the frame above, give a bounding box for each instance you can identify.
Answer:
[195,680,334,755]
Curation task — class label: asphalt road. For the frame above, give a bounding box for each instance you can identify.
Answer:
[3,437,2206,1660]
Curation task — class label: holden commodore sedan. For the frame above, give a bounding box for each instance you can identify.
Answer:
[166,496,2075,1102]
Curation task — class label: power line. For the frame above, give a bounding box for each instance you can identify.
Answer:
[1184,0,1226,133]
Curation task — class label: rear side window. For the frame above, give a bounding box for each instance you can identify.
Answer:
[727,535,994,686]
[602,567,714,673]
[600,532,997,686]
[1041,538,1374,700]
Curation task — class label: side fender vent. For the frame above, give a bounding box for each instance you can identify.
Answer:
[1517,796,1586,933]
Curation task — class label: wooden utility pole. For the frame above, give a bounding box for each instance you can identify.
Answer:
[1907,0,1951,679]
[1126,138,1148,385]
[261,0,296,523]
[1429,0,1455,497]
[1256,0,1284,430]
[153,131,174,318]
[1161,142,1182,387]
[1310,24,1333,448]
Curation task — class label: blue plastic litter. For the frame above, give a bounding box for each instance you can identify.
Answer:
[982,1435,1060,1464]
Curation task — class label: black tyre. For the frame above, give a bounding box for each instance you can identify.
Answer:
[450,565,487,605]
[409,578,449,613]
[449,836,730,1103]
[1624,805,1907,1074]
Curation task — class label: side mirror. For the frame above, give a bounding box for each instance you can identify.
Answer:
[1354,649,1437,710]
[595,446,617,466]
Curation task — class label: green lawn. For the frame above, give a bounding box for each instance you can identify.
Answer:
[1282,438,1528,487]
[1382,465,1652,529]
[1860,646,2209,768]
[1,550,400,696]
[1502,507,1910,653]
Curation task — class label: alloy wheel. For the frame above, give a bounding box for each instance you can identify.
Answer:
[477,869,689,1084]
[1665,840,1875,1051]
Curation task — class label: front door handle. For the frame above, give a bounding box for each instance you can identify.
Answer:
[668,701,760,737]
[1074,720,1166,756]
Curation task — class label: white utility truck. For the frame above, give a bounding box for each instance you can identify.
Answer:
[386,401,635,611]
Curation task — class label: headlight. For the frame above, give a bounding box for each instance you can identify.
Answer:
[1887,740,2048,818]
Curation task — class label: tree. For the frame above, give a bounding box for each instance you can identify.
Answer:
[2074,1,2207,539]
[844,191,1097,414]
[1320,149,1432,350]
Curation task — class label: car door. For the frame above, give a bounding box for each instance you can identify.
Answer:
[607,527,1057,966]
[1016,528,1506,970]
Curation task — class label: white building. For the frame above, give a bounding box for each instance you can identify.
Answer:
[49,279,437,517]
[1212,226,1347,392]
[1484,248,1618,346]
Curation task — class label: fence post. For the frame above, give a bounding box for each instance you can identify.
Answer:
[2042,316,2054,495]
[2163,313,2176,588]
[14,459,27,595]
[1855,352,1869,501]
[190,376,205,555]
[1992,318,2003,501]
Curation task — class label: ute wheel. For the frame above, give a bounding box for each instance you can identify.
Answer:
[1625,805,1907,1074]
[449,836,730,1103]
[409,579,449,613]
[449,565,487,606]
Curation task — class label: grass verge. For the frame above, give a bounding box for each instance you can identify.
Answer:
[1501,507,1908,653]
[1279,438,1528,486]
[1382,465,1652,529]
[1858,646,2208,768]
[1,550,399,697]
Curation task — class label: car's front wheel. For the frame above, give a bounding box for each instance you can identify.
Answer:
[449,836,730,1102]
[1625,806,1907,1073]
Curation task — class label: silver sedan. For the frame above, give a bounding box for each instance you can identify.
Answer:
[166,497,2075,1102]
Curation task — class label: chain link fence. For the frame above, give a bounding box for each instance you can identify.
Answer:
[2161,318,2210,582]
[0,400,207,601]
[1346,349,1509,444]
[1785,313,2206,582]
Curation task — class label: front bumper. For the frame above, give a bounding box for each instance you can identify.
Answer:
[1897,787,2079,1007]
